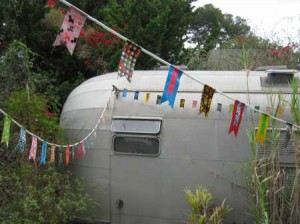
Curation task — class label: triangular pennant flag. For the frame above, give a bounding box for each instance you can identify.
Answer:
[145,93,151,103]
[192,100,197,109]
[160,66,183,108]
[15,127,26,152]
[40,141,48,165]
[66,146,70,165]
[228,101,245,136]
[156,95,161,104]
[29,136,38,161]
[122,88,128,98]
[1,116,11,147]
[118,41,141,82]
[134,91,139,100]
[283,123,293,148]
[77,142,86,159]
[217,103,222,112]
[199,85,215,117]
[50,145,56,164]
[180,99,185,108]
[53,7,86,55]
[256,113,270,145]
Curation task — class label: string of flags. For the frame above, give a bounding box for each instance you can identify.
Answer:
[0,0,298,167]
[0,93,109,166]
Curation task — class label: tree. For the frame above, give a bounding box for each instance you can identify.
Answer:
[188,4,251,56]
[97,0,193,69]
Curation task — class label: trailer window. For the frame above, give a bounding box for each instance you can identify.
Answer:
[113,136,160,156]
[112,117,162,156]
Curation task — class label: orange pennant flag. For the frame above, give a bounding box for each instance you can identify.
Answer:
[66,146,70,165]
[256,113,270,145]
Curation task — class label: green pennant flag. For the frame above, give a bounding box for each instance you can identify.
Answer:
[1,116,12,147]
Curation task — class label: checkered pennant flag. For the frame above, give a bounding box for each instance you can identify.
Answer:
[118,41,141,82]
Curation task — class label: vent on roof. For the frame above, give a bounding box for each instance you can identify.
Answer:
[261,69,296,87]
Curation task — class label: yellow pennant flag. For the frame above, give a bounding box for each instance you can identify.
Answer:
[256,113,270,145]
[145,93,151,103]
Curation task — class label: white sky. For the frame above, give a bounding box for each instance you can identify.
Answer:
[192,0,300,45]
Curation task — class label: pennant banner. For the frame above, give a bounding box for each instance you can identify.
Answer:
[228,101,245,136]
[77,142,86,159]
[199,85,215,117]
[29,136,38,161]
[40,141,48,165]
[1,116,11,147]
[256,113,270,145]
[50,145,56,163]
[160,66,183,108]
[145,93,151,103]
[118,41,141,82]
[134,91,139,100]
[122,88,128,98]
[66,146,70,165]
[53,7,86,55]
[15,127,27,152]
[217,103,222,112]
[192,100,197,109]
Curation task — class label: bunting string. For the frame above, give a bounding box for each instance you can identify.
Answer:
[57,0,300,130]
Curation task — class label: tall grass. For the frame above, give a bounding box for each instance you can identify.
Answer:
[246,77,300,224]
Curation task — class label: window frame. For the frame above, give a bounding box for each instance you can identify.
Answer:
[111,116,162,157]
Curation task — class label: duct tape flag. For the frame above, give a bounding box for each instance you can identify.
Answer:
[77,142,86,159]
[40,141,48,165]
[156,95,161,104]
[228,101,245,136]
[29,136,38,161]
[134,91,140,100]
[66,146,70,165]
[118,41,141,82]
[199,85,215,117]
[53,7,86,55]
[145,93,151,103]
[160,66,183,108]
[192,100,197,109]
[283,123,293,148]
[256,113,270,145]
[15,127,26,152]
[180,99,185,108]
[122,88,128,98]
[1,116,11,147]
[50,145,56,164]
[217,103,222,112]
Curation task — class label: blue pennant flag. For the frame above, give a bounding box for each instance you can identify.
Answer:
[160,66,183,108]
[40,141,48,165]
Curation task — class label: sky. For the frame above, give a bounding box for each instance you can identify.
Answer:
[192,0,300,45]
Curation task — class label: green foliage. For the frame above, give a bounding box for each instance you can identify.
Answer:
[185,186,231,224]
[0,89,93,223]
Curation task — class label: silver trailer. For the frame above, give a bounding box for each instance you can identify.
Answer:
[60,69,299,224]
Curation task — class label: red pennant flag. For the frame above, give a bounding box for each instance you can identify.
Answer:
[77,142,86,159]
[53,7,86,55]
[66,146,70,165]
[228,100,245,136]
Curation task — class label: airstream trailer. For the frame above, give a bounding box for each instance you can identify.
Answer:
[60,69,299,224]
